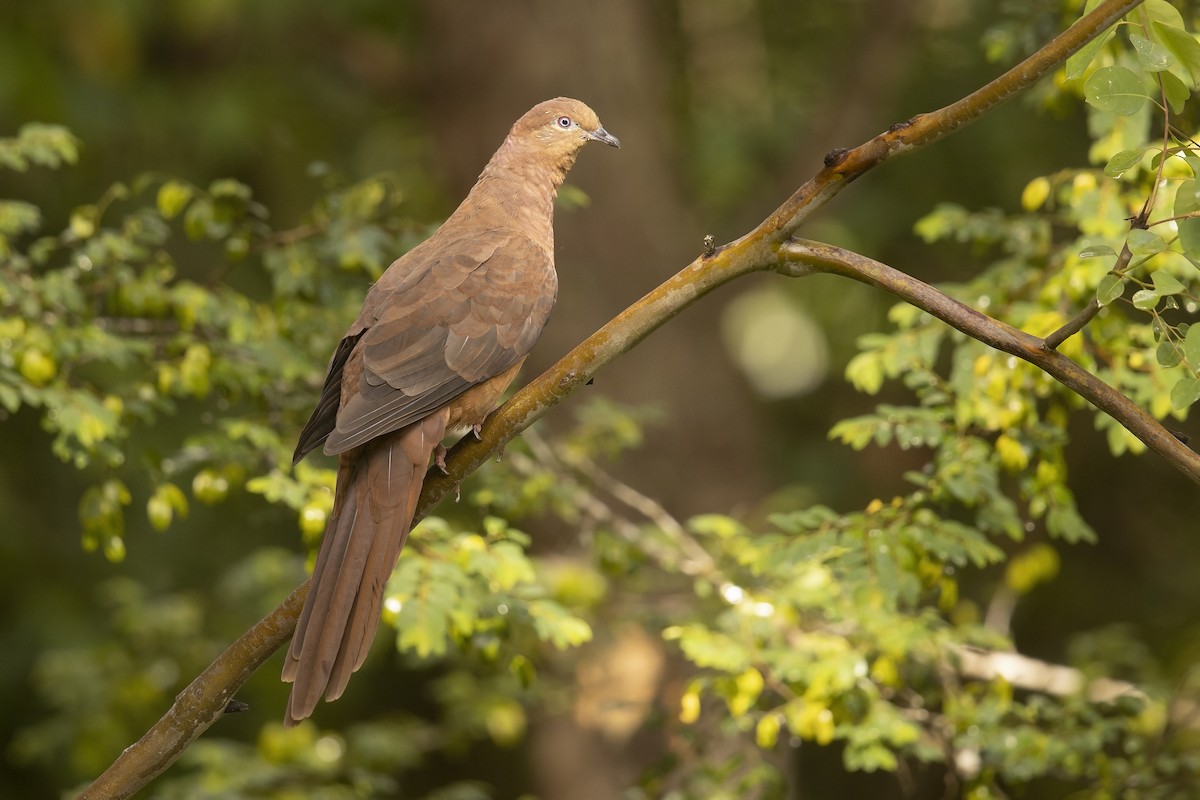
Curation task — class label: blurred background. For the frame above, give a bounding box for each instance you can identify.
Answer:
[2,0,1198,797]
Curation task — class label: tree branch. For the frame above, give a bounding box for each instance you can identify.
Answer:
[1046,241,1135,350]
[780,238,1200,484]
[748,0,1139,245]
[82,2,1146,796]
[951,645,1144,705]
[79,585,306,799]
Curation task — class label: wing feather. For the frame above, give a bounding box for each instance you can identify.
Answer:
[315,231,556,456]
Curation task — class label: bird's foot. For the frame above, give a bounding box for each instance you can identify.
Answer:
[433,443,449,474]
[472,423,484,440]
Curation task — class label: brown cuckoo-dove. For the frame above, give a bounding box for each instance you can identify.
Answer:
[282,98,619,725]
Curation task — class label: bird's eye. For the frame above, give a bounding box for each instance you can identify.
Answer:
[555,115,573,129]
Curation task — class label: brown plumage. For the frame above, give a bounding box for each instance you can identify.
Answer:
[283,98,619,725]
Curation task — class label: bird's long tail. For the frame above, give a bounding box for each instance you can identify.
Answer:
[282,410,449,725]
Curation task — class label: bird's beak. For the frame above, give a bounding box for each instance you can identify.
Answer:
[587,126,621,148]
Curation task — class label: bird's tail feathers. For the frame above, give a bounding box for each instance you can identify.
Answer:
[282,409,449,725]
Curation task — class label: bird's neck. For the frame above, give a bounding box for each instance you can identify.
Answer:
[457,136,578,251]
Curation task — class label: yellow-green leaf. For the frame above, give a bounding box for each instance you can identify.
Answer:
[1005,543,1061,594]
[756,714,781,749]
[157,181,193,219]
[1021,177,1050,210]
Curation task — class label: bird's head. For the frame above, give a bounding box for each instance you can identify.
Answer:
[511,97,620,163]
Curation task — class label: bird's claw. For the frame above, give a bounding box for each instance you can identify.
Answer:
[434,443,449,474]
[472,423,484,440]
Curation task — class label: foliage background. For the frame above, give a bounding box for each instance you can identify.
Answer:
[2,1,1199,798]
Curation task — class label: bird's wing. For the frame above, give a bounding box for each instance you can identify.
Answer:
[293,333,364,464]
[307,230,555,456]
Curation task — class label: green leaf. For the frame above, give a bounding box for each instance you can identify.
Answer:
[1170,375,1200,409]
[1005,543,1060,594]
[829,416,880,450]
[756,714,782,749]
[183,199,213,240]
[1078,244,1116,259]
[1047,503,1097,544]
[727,667,764,716]
[0,123,80,171]
[79,480,132,562]
[1151,270,1185,295]
[1161,70,1191,113]
[509,654,536,688]
[1175,179,1200,259]
[0,383,18,413]
[156,181,193,220]
[689,513,749,539]
[1141,0,1184,29]
[208,178,252,200]
[1130,33,1174,72]
[0,200,41,236]
[1066,26,1115,81]
[845,351,884,394]
[1154,21,1200,85]
[1021,176,1050,210]
[1096,274,1126,306]
[391,559,462,658]
[666,625,750,672]
[1157,339,1182,367]
[146,482,189,532]
[1127,227,1167,256]
[1185,323,1200,365]
[912,203,966,243]
[1177,176,1200,203]
[1084,66,1150,115]
[1132,288,1160,310]
[69,205,96,239]
[1103,148,1147,177]
[528,599,592,649]
[179,343,212,397]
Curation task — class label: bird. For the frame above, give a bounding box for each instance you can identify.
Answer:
[282,97,619,725]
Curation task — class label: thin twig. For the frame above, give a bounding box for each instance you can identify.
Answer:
[517,431,717,579]
[261,223,323,247]
[1044,298,1100,350]
[949,645,1188,715]
[566,454,715,577]
[1045,237,1135,351]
